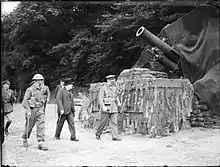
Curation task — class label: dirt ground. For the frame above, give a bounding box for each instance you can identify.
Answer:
[1,104,220,166]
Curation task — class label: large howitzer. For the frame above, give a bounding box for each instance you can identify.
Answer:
[136,26,181,74]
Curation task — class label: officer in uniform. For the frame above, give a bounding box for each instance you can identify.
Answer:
[2,79,16,136]
[22,74,48,151]
[95,75,122,141]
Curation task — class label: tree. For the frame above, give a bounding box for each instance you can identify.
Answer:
[2,1,196,92]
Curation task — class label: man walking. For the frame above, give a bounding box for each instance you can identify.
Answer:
[54,78,79,141]
[22,74,48,151]
[95,75,122,141]
[2,79,16,136]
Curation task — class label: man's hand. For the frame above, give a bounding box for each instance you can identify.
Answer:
[60,110,64,115]
[103,106,107,112]
[26,111,31,118]
[47,99,49,103]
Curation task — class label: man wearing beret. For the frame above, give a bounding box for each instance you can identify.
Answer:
[54,78,79,141]
[95,75,122,141]
[2,79,16,136]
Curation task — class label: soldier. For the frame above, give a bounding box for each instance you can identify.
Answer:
[22,74,48,151]
[54,78,79,141]
[2,79,16,136]
[95,75,122,141]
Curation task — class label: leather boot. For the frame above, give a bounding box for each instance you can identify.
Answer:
[38,142,48,151]
[23,139,28,147]
[5,121,12,136]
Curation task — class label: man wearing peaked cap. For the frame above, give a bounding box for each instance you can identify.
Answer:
[95,74,122,141]
[2,79,16,136]
[106,75,116,79]
[54,78,79,141]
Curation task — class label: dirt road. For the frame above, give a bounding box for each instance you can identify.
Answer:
[1,104,220,166]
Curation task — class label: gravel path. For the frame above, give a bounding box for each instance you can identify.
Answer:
[1,104,220,166]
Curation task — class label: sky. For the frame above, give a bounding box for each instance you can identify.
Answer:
[1,1,20,14]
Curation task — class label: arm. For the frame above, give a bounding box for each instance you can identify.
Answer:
[54,85,59,98]
[116,88,121,106]
[10,90,16,104]
[71,94,76,113]
[22,88,32,113]
[98,86,105,109]
[46,86,50,102]
[56,88,64,111]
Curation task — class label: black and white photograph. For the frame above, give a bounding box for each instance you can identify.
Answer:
[1,0,220,166]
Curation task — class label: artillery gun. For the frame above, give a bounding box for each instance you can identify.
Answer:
[136,26,182,77]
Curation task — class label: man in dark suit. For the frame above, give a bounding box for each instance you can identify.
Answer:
[54,78,79,141]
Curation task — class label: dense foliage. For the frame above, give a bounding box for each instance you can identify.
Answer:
[2,1,198,92]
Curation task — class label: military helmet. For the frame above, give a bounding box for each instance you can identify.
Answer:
[32,74,44,80]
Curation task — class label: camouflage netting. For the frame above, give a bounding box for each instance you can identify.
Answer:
[89,68,194,137]
[117,68,194,137]
[117,68,168,81]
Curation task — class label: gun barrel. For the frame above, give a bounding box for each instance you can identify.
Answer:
[155,54,178,71]
[136,26,179,63]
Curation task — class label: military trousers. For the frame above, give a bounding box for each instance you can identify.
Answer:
[55,111,76,139]
[96,112,119,139]
[22,107,45,142]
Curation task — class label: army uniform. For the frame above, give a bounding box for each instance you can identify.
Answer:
[2,80,16,136]
[95,75,121,141]
[30,81,50,112]
[22,74,48,151]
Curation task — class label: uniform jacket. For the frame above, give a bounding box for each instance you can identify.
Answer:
[56,87,75,115]
[22,83,45,113]
[2,88,15,114]
[99,82,119,113]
